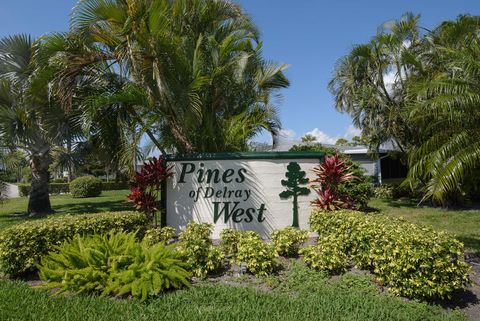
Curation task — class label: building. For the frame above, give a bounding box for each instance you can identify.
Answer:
[271,141,407,184]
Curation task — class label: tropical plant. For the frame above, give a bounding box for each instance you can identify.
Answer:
[311,155,356,210]
[0,34,60,215]
[42,0,290,154]
[329,13,423,154]
[128,156,173,226]
[38,231,190,301]
[404,15,480,204]
[143,226,176,245]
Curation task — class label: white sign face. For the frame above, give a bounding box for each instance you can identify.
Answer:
[165,155,322,238]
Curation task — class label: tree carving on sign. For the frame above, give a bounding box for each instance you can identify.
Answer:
[279,162,311,228]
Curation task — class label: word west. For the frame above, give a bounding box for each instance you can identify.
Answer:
[213,202,266,224]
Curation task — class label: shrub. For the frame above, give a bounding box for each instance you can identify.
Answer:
[290,144,373,209]
[373,184,395,199]
[309,210,471,299]
[234,231,275,276]
[176,222,223,278]
[18,181,129,197]
[17,183,70,196]
[70,176,102,198]
[128,157,173,226]
[0,211,148,276]
[219,229,259,257]
[143,226,176,245]
[300,236,349,275]
[38,231,190,301]
[271,227,308,257]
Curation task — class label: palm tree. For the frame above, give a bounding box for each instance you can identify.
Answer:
[329,13,423,153]
[405,15,480,204]
[47,0,289,154]
[0,35,56,214]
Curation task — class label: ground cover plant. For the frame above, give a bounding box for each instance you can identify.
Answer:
[38,231,190,301]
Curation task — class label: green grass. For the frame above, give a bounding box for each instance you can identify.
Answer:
[0,190,131,230]
[370,198,480,253]
[0,263,467,321]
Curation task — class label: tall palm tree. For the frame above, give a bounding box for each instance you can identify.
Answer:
[0,35,55,214]
[329,13,422,153]
[47,0,289,154]
[405,15,480,204]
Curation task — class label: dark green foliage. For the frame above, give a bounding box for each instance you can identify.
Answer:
[38,231,190,301]
[279,162,310,227]
[176,223,223,278]
[18,181,129,197]
[290,144,373,209]
[309,210,471,299]
[0,211,148,276]
[70,176,103,198]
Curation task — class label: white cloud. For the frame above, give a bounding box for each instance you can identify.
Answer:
[278,128,296,140]
[344,124,361,139]
[304,128,338,145]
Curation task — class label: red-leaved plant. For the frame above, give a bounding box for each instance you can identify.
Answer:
[311,155,356,211]
[128,156,173,226]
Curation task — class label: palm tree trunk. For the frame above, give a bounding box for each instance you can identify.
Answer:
[28,153,54,216]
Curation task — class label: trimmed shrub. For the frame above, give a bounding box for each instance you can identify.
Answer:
[143,226,176,245]
[70,176,102,198]
[38,231,190,301]
[18,181,129,197]
[271,227,308,257]
[17,183,70,196]
[300,236,349,275]
[309,210,471,299]
[176,223,223,278]
[0,211,148,276]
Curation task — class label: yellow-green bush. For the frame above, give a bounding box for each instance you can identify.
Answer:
[0,211,148,276]
[143,226,176,245]
[300,235,349,274]
[38,231,190,301]
[219,229,259,257]
[271,227,308,257]
[309,210,470,299]
[176,222,223,278]
[234,231,275,277]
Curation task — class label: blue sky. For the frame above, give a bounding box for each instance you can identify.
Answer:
[1,0,479,145]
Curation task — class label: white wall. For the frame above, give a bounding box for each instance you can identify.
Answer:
[166,158,321,238]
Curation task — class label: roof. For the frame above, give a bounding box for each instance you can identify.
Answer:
[271,140,397,155]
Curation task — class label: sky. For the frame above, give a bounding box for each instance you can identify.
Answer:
[1,0,479,145]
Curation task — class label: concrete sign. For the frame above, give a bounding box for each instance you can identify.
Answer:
[165,152,324,238]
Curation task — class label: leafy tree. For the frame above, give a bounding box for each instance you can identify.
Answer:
[335,138,349,146]
[45,0,289,154]
[279,162,310,228]
[301,134,317,143]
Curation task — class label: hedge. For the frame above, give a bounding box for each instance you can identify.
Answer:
[0,211,148,276]
[309,210,470,299]
[70,176,102,198]
[17,181,129,197]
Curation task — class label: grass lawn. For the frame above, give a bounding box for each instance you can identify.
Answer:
[0,263,468,321]
[0,190,131,230]
[370,198,480,253]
